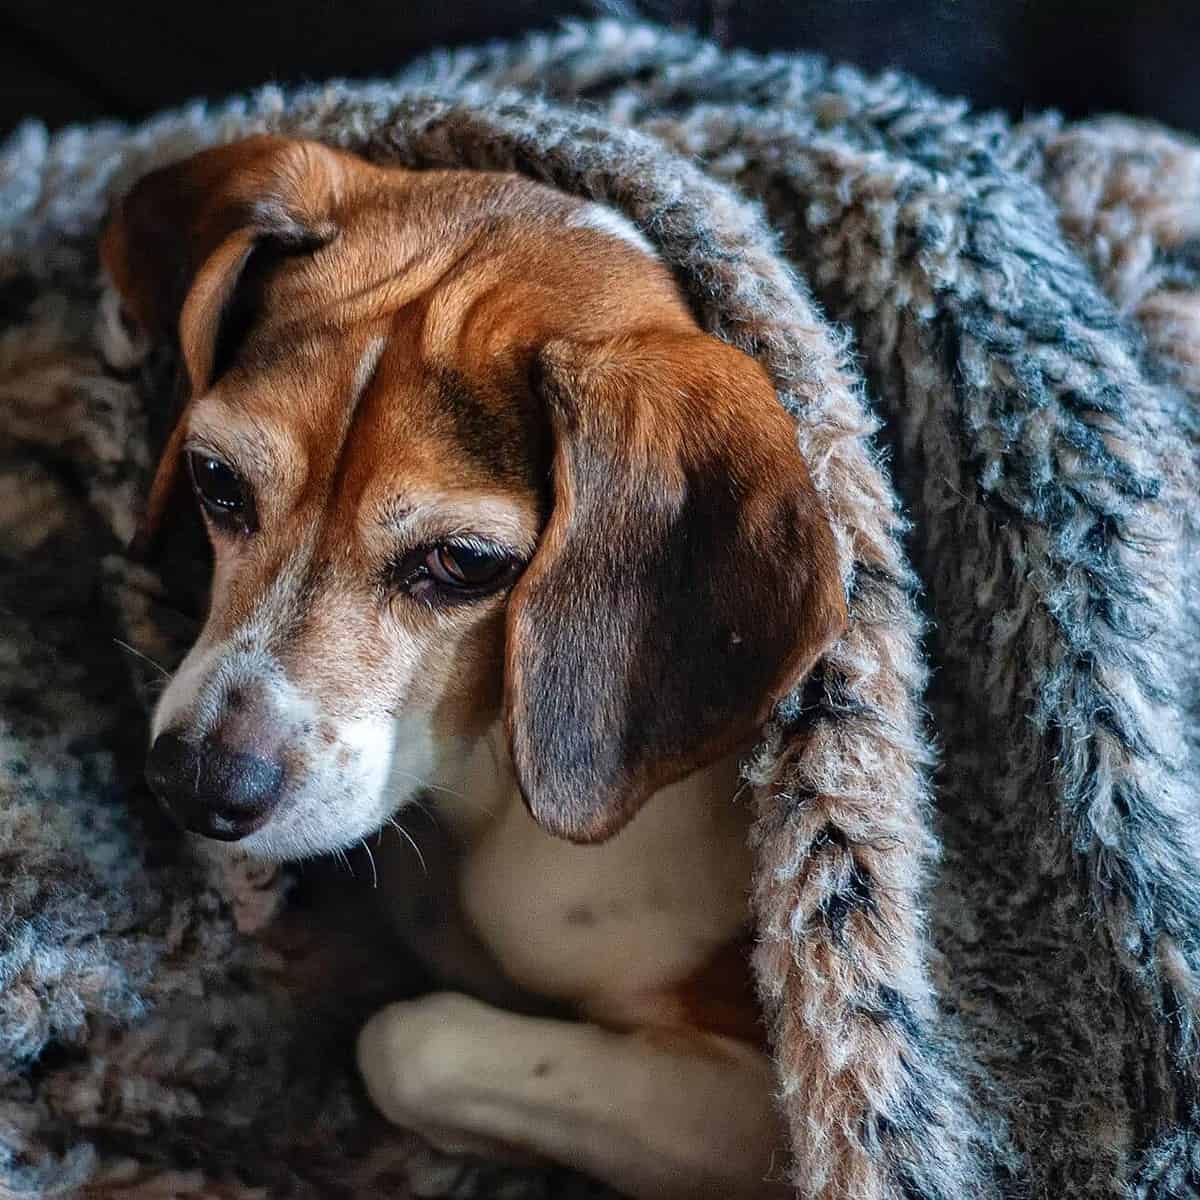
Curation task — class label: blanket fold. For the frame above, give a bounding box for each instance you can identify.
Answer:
[3,20,1200,1199]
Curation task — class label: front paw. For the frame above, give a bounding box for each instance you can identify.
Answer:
[356,992,547,1166]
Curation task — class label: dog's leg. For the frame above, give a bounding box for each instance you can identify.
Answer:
[357,992,790,1200]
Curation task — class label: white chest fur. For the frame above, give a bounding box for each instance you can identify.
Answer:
[437,735,754,1024]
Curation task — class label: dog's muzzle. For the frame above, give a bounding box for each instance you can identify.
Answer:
[146,732,283,840]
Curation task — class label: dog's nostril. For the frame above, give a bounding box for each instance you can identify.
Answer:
[145,732,283,841]
[146,732,200,795]
[205,745,284,812]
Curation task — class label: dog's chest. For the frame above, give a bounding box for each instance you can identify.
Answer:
[453,757,755,1026]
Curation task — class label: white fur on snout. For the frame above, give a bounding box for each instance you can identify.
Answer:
[156,636,447,861]
[150,545,454,862]
[151,635,284,741]
[151,641,217,741]
[152,548,312,742]
[236,712,442,862]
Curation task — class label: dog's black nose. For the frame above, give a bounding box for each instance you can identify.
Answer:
[146,732,283,841]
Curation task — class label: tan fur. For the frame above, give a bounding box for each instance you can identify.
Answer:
[103,137,845,1198]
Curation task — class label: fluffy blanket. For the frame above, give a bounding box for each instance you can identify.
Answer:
[4,20,1200,1200]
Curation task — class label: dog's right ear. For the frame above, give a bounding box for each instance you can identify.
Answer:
[102,135,344,394]
[101,136,345,557]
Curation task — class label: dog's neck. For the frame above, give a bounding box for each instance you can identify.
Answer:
[393,725,755,1026]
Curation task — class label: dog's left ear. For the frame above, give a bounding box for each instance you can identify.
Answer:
[100,135,345,557]
[505,330,847,843]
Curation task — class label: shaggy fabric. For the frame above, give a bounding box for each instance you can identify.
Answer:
[3,19,1200,1199]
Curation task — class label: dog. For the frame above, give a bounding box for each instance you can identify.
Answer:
[102,135,846,1199]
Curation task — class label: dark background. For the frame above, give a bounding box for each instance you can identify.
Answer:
[4,1,1200,138]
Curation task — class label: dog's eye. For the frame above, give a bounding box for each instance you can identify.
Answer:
[187,452,255,532]
[427,543,512,589]
[389,540,518,607]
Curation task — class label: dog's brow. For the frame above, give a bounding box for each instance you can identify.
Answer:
[186,409,292,480]
[379,499,415,530]
[376,494,537,556]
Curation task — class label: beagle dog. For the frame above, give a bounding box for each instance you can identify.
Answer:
[102,136,845,1200]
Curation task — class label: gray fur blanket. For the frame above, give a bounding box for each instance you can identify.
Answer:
[4,19,1200,1200]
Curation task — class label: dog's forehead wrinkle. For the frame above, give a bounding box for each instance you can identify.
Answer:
[311,329,394,497]
[275,203,497,327]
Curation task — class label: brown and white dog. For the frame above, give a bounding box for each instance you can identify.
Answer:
[102,136,846,1200]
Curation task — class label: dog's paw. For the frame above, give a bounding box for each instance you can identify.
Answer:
[357,992,487,1128]
[357,993,547,1165]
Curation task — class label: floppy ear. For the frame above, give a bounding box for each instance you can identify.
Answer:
[100,135,344,556]
[505,331,847,843]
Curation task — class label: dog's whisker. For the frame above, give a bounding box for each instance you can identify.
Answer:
[387,817,429,877]
[389,767,467,801]
[113,638,171,679]
[360,838,379,889]
[406,795,442,829]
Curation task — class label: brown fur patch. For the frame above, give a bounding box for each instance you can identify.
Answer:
[648,930,767,1049]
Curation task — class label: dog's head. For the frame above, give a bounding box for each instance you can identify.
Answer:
[104,135,845,857]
